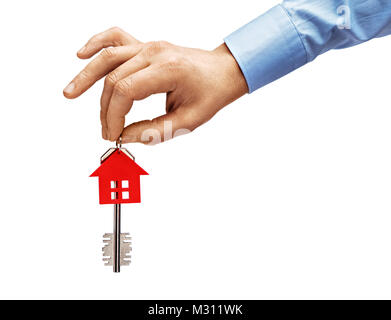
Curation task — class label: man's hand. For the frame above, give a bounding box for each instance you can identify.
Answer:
[63,27,248,144]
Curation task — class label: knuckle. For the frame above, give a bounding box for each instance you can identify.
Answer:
[150,117,161,128]
[105,72,118,86]
[162,56,185,69]
[109,26,123,34]
[78,69,90,81]
[114,79,132,96]
[179,110,199,131]
[100,109,106,122]
[101,47,117,60]
[158,56,187,79]
[156,40,171,48]
[143,40,168,56]
[109,27,127,45]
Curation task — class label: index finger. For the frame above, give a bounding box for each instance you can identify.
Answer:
[63,44,142,99]
[106,64,177,141]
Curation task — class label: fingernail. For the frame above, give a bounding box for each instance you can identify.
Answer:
[63,82,75,95]
[78,46,86,54]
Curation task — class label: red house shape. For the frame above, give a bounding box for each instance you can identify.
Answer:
[90,149,148,204]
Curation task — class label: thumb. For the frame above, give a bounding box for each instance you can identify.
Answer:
[121,109,195,145]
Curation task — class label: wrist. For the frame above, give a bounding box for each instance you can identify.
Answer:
[213,43,248,98]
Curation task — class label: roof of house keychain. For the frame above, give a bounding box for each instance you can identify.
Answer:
[90,138,148,272]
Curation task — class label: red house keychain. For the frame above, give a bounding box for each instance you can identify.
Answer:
[90,138,148,272]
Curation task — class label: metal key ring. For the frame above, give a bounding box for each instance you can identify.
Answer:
[116,136,122,149]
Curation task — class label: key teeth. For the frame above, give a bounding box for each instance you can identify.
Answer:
[102,233,114,266]
[102,233,132,267]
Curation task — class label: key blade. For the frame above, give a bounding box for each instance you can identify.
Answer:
[120,233,132,266]
[102,233,113,266]
[102,233,132,267]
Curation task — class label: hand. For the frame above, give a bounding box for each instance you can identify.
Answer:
[63,27,248,144]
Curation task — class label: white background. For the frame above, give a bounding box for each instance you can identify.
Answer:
[0,0,390,299]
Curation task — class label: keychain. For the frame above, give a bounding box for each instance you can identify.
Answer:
[90,138,148,272]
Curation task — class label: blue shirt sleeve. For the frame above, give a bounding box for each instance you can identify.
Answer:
[224,0,391,93]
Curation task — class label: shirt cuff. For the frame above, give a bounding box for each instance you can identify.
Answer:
[224,4,308,93]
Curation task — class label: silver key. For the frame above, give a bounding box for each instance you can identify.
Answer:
[100,138,135,273]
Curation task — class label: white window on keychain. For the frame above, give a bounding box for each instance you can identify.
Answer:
[110,180,130,200]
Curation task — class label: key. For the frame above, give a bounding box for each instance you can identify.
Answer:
[90,137,149,273]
